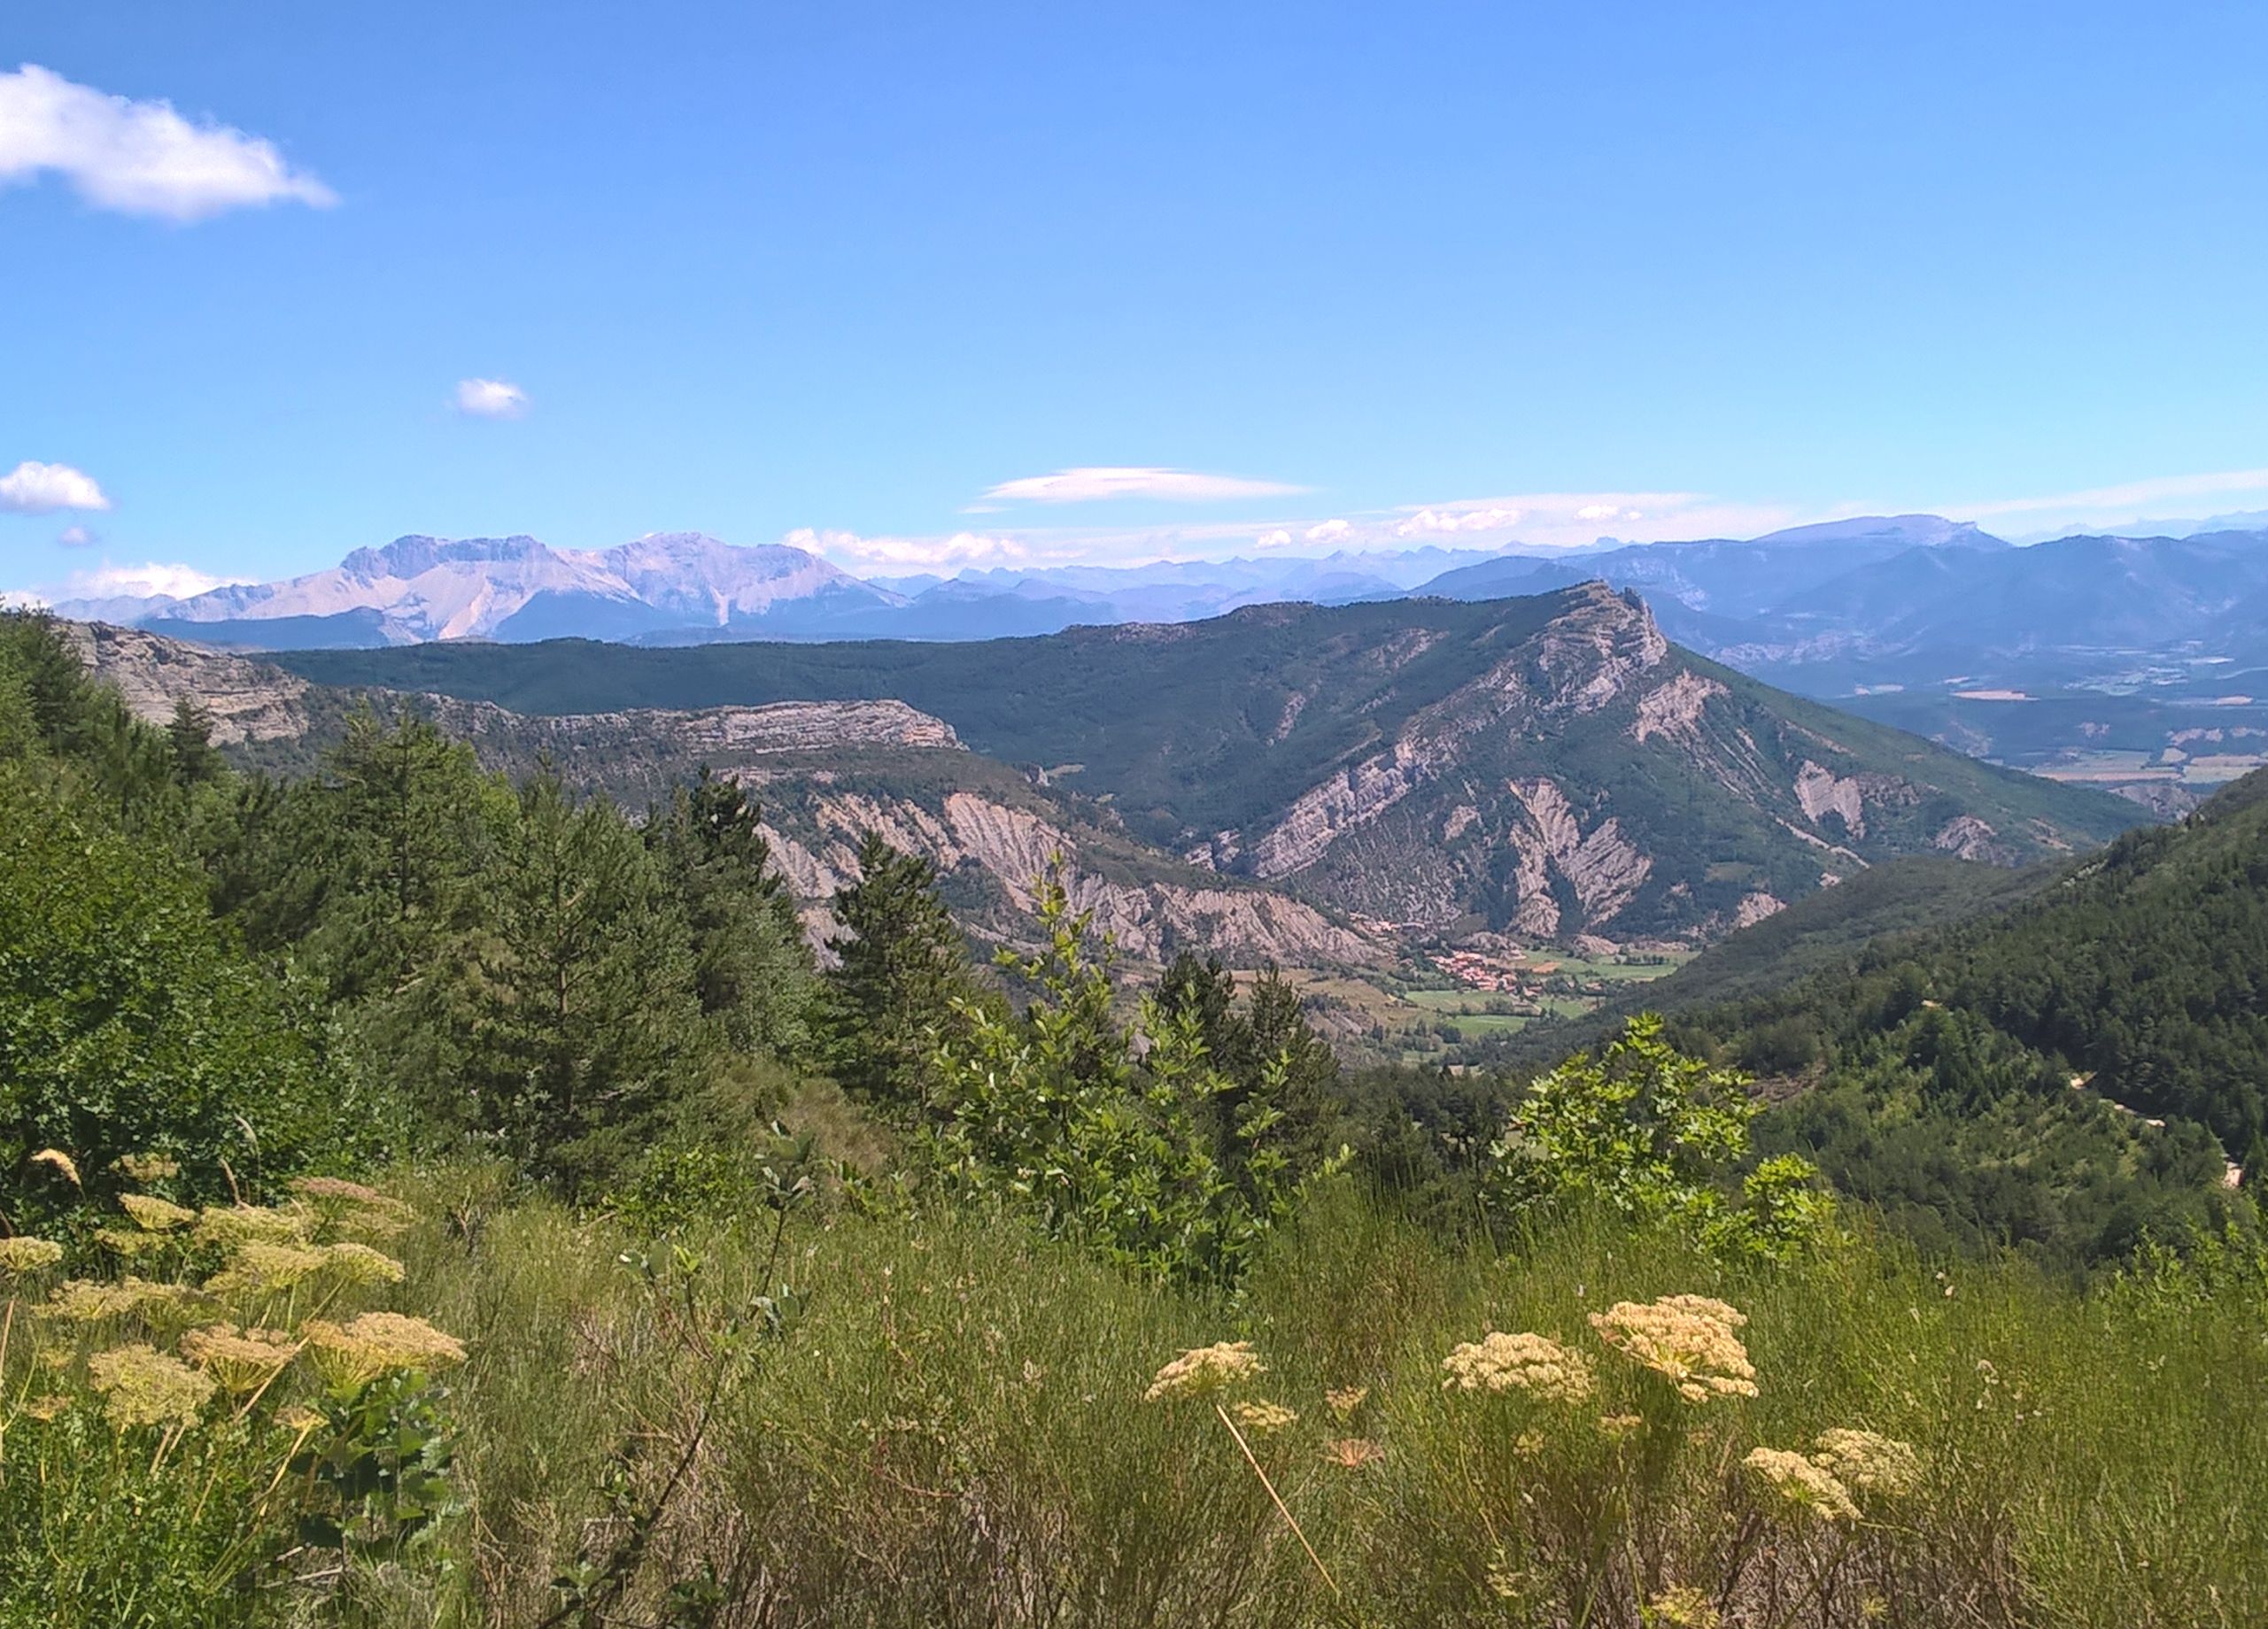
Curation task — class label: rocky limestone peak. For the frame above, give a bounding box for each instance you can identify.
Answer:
[1522,582,1670,711]
[339,534,555,581]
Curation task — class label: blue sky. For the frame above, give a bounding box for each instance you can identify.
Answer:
[4,1,2267,598]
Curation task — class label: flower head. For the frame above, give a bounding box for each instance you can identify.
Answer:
[1813,1429,1921,1498]
[1229,1398,1298,1435]
[180,1324,300,1394]
[120,1193,197,1233]
[1324,1385,1369,1419]
[37,1276,199,1323]
[317,1241,406,1287]
[290,1177,414,1234]
[89,1343,216,1430]
[193,1205,310,1250]
[1321,1436,1384,1469]
[1745,1447,1861,1523]
[1589,1297,1758,1402]
[21,1394,72,1422]
[302,1312,466,1389]
[1442,1331,1595,1401]
[1144,1340,1264,1402]
[205,1242,329,1295]
[0,1237,65,1277]
[29,1148,81,1187]
[95,1227,166,1258]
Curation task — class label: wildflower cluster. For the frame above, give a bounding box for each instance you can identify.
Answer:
[1812,1427,1923,1497]
[88,1343,217,1430]
[1588,1295,1759,1402]
[1144,1340,1266,1402]
[1743,1447,1862,1523]
[1229,1398,1298,1435]
[0,1237,64,1277]
[119,1193,197,1232]
[179,1324,300,1394]
[1441,1331,1596,1401]
[303,1312,468,1390]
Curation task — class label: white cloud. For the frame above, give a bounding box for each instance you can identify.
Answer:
[56,523,97,547]
[788,527,1038,572]
[0,64,335,222]
[780,490,1831,580]
[979,466,1309,506]
[1395,506,1522,538]
[0,459,111,513]
[454,378,530,419]
[8,560,252,609]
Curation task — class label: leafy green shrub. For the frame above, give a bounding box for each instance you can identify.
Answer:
[1485,1015,1834,1262]
[0,777,352,1228]
[925,869,1304,1284]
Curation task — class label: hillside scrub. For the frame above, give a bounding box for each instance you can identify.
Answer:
[66,1170,2240,1627]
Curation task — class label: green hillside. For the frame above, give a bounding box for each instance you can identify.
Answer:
[1645,769,2268,1260]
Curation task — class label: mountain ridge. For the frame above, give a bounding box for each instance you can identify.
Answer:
[259,582,2148,945]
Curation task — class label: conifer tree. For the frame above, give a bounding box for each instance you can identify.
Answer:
[819,830,971,1109]
[645,767,817,1059]
[464,774,708,1191]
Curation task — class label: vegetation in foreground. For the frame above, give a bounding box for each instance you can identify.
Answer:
[4,608,2265,1626]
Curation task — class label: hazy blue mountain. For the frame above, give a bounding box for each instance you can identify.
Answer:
[83,532,905,649]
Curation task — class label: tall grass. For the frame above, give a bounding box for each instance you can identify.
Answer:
[364,1174,2267,1628]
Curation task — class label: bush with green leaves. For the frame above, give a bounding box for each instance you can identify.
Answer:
[0,778,349,1228]
[1485,1014,1834,1262]
[924,869,1307,1285]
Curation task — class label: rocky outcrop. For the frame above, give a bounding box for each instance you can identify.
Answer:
[1932,815,2011,862]
[1248,742,1434,879]
[1630,671,1727,745]
[66,622,313,745]
[493,699,961,757]
[1507,778,1653,929]
[1793,760,1869,838]
[751,782,1381,968]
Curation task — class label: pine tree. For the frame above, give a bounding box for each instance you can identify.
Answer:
[819,830,971,1109]
[645,767,817,1059]
[463,774,708,1192]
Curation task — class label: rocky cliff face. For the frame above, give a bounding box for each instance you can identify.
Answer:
[66,622,313,745]
[748,775,1381,967]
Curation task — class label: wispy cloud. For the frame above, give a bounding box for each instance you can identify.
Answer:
[978,466,1308,506]
[454,378,530,419]
[0,459,111,513]
[785,490,1820,575]
[1376,492,1805,551]
[1954,467,2268,531]
[56,523,97,547]
[0,65,335,221]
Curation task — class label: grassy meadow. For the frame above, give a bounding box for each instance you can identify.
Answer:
[12,1156,2260,1627]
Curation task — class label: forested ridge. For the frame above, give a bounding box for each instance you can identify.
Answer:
[4,607,2266,1627]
